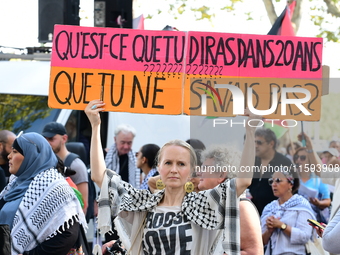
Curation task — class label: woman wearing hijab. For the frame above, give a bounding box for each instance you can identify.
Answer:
[0,132,86,255]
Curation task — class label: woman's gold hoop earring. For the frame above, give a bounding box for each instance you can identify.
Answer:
[184,181,194,193]
[156,179,165,190]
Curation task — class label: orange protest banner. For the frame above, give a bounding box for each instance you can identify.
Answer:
[184,77,322,121]
[49,25,323,120]
[49,66,183,114]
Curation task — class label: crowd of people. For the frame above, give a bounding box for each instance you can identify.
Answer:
[1,99,340,255]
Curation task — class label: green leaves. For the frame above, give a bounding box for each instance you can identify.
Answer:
[0,94,52,133]
[191,6,213,21]
[147,0,340,42]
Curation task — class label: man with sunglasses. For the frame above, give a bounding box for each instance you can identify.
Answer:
[248,128,293,215]
[0,130,16,190]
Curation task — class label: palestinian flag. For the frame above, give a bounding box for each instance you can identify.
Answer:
[267,0,296,36]
[263,119,288,139]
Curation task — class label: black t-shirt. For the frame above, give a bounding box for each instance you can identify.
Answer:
[119,154,129,183]
[248,152,293,215]
[0,163,10,177]
[23,221,80,255]
[0,166,6,192]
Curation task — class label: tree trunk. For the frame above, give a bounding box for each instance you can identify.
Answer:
[262,0,277,24]
[323,0,340,17]
[263,0,302,34]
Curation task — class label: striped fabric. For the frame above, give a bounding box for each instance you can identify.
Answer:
[97,169,240,255]
[104,144,139,188]
[7,169,86,254]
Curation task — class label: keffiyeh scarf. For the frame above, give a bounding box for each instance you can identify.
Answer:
[262,194,315,250]
[1,168,87,254]
[104,144,139,188]
[0,132,59,229]
[140,168,158,190]
[97,169,240,255]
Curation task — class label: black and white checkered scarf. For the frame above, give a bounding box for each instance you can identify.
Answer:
[261,194,315,250]
[2,168,87,254]
[104,144,139,188]
[97,169,240,255]
[140,168,158,190]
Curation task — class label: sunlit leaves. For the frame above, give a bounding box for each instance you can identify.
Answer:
[191,6,213,20]
[145,0,340,42]
[0,95,52,133]
[178,3,186,14]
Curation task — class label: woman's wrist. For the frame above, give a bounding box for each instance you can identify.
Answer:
[280,222,287,231]
[245,123,256,134]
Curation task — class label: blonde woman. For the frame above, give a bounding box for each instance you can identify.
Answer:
[85,100,258,255]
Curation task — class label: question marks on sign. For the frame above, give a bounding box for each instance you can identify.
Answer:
[144,64,148,76]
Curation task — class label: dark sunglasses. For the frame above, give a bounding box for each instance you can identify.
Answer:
[255,140,265,145]
[268,178,288,186]
[294,155,307,161]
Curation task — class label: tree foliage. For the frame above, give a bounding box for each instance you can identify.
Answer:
[0,95,52,133]
[149,0,340,42]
